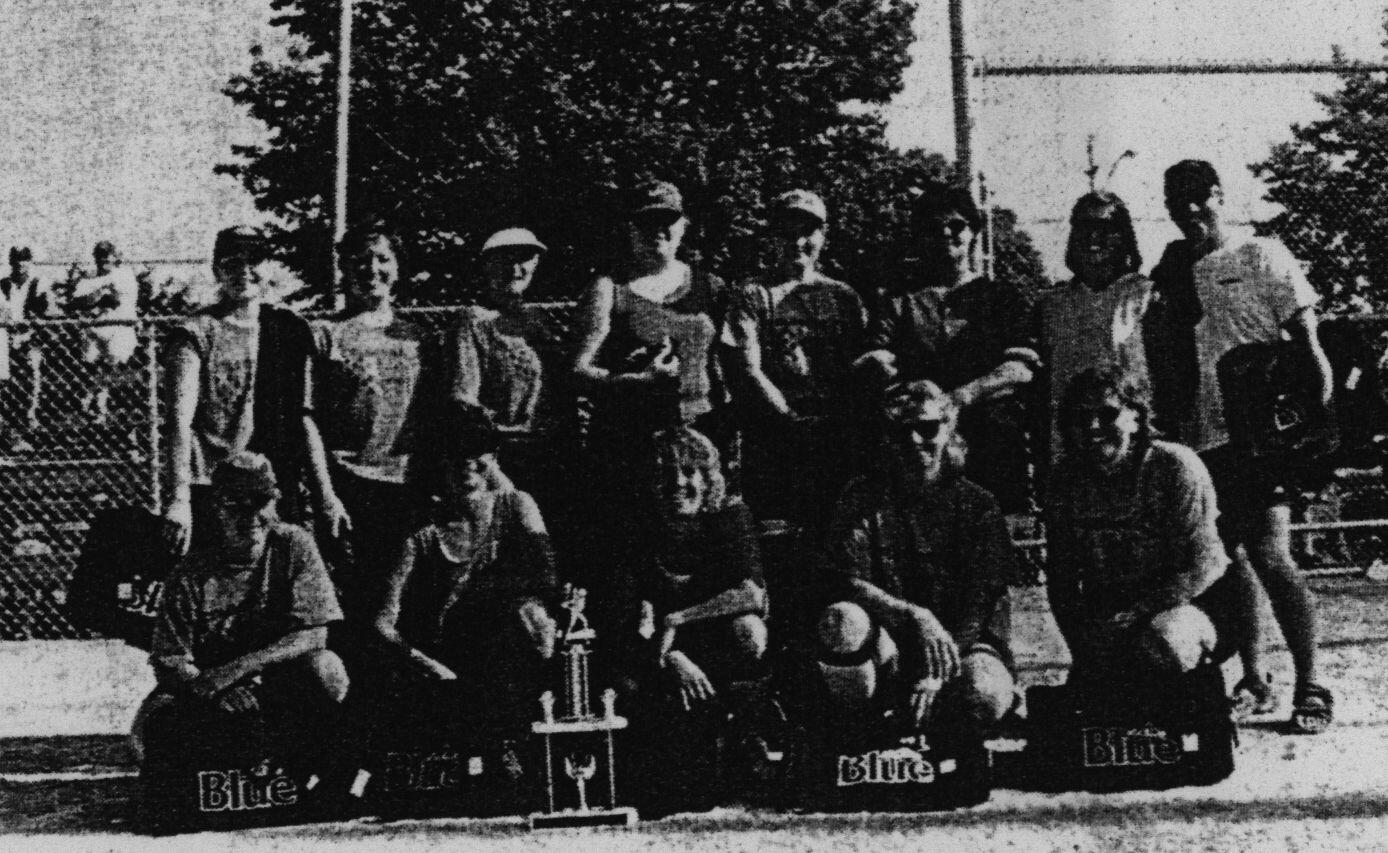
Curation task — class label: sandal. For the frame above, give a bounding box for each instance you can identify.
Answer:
[1230,672,1277,717]
[1290,682,1335,734]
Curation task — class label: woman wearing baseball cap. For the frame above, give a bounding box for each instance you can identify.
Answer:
[570,179,734,585]
[725,189,867,531]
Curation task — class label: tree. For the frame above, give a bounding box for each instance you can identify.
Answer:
[221,0,1047,301]
[1251,33,1388,312]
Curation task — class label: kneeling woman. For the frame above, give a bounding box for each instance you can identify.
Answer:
[1045,365,1235,682]
[372,407,559,726]
[634,426,768,710]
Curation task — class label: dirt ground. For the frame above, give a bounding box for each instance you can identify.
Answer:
[2,577,1386,852]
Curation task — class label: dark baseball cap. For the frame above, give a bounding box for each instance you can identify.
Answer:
[92,240,117,259]
[212,451,280,503]
[627,180,684,219]
[213,226,267,265]
[9,247,32,264]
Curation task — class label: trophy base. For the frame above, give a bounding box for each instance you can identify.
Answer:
[529,807,638,829]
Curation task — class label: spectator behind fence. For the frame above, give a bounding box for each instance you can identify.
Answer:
[1038,191,1153,467]
[805,380,1016,733]
[133,451,348,760]
[857,183,1039,513]
[0,246,53,450]
[163,226,346,555]
[572,179,734,511]
[1045,365,1236,682]
[725,190,868,531]
[64,240,140,424]
[372,408,558,727]
[1148,160,1334,733]
[312,224,433,621]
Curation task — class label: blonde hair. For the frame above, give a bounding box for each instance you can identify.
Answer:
[651,426,727,512]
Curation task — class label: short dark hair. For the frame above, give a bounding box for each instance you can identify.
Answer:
[1064,191,1142,277]
[1058,363,1153,453]
[92,240,117,259]
[338,221,402,261]
[1164,159,1221,194]
[911,181,983,233]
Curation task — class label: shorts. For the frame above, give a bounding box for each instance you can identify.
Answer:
[1199,444,1289,542]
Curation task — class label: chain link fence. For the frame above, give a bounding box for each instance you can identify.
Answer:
[0,304,581,640]
[0,294,1382,639]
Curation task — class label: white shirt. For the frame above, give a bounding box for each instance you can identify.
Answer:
[1040,272,1153,462]
[70,267,140,364]
[1190,235,1318,451]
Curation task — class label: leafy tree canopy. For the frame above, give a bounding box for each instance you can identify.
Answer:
[221,0,1047,302]
[1252,30,1388,313]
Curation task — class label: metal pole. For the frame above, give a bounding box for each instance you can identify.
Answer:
[333,0,354,303]
[948,0,974,194]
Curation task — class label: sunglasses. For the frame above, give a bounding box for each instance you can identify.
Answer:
[892,420,945,442]
[1073,405,1125,426]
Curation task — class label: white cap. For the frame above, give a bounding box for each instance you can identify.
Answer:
[481,228,546,255]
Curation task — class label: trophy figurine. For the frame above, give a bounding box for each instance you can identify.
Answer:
[529,585,637,828]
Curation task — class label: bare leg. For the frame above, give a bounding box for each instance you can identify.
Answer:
[1246,504,1320,690]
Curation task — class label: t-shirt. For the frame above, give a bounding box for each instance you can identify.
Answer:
[1039,273,1153,461]
[866,275,1037,511]
[382,489,556,655]
[724,274,866,419]
[0,272,48,381]
[1189,236,1319,451]
[70,268,140,364]
[1045,440,1227,623]
[313,312,430,483]
[174,313,259,486]
[169,304,316,496]
[449,305,544,431]
[151,522,343,669]
[825,474,1014,655]
[639,501,764,617]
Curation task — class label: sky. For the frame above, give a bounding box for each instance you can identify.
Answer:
[884,0,1388,278]
[0,0,1384,276]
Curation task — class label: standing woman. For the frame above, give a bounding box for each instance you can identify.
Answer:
[571,180,731,510]
[312,224,434,619]
[163,226,346,555]
[1038,191,1153,466]
[725,189,867,530]
[448,228,554,496]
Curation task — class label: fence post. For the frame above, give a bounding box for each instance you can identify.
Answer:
[145,319,162,514]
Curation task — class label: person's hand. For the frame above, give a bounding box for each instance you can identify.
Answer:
[643,337,680,383]
[910,607,960,682]
[163,498,193,556]
[518,600,558,659]
[319,493,352,541]
[190,664,243,700]
[663,650,715,711]
[215,683,261,715]
[996,358,1036,387]
[907,675,946,729]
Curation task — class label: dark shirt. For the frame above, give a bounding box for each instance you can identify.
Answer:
[639,501,764,617]
[826,474,1014,656]
[867,276,1037,511]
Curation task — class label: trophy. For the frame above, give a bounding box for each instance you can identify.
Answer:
[529,585,638,828]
